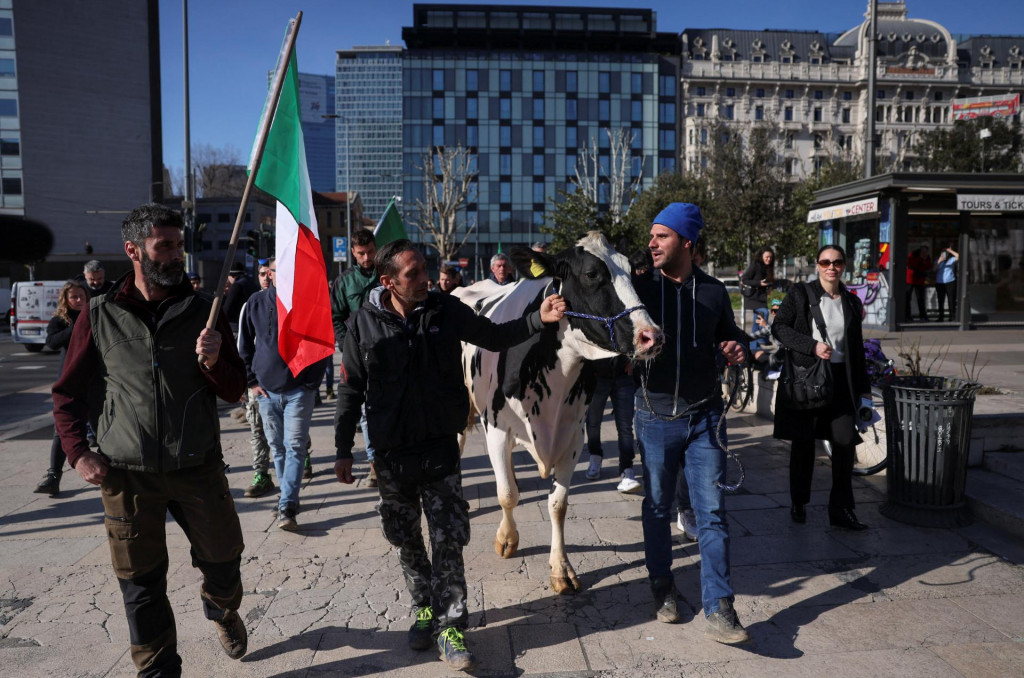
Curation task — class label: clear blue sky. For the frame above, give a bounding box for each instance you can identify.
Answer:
[159,0,1024,176]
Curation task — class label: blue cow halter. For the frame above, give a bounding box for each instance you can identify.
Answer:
[545,278,645,353]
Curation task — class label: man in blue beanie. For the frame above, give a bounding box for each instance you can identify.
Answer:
[633,202,753,644]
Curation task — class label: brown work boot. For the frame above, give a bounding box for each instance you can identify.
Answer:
[214,610,248,659]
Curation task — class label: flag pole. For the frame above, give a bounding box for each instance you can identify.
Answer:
[200,11,303,362]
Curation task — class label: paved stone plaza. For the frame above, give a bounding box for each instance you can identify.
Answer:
[1,391,1022,677]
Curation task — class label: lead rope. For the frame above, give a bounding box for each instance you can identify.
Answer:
[638,352,746,492]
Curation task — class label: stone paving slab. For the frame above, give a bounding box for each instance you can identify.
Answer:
[1,403,1023,677]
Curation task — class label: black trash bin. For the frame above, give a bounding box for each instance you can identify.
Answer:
[879,376,981,528]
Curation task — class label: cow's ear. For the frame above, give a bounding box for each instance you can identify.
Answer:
[510,246,560,280]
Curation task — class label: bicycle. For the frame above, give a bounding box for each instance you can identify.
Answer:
[722,360,754,412]
[822,341,896,476]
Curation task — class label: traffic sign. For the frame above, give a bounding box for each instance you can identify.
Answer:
[333,236,347,262]
[458,258,469,268]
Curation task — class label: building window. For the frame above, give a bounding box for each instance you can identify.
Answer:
[696,102,705,117]
[725,87,735,97]
[877,89,886,99]
[784,106,793,121]
[631,100,642,122]
[466,69,478,91]
[599,71,610,94]
[0,18,11,36]
[500,69,512,91]
[695,86,706,96]
[658,157,676,173]
[432,69,444,90]
[843,91,853,101]
[659,129,676,151]
[2,177,22,195]
[810,57,821,65]
[533,181,545,203]
[781,55,792,64]
[660,75,676,96]
[785,89,794,99]
[0,138,19,156]
[752,54,763,63]
[813,107,822,122]
[467,97,478,119]
[723,104,734,120]
[755,88,765,98]
[755,105,764,121]
[784,133,793,149]
[432,125,445,146]
[533,126,544,147]
[598,99,610,120]
[0,59,14,78]
[566,70,577,92]
[841,108,851,123]
[466,125,478,146]
[566,99,577,120]
[813,134,822,149]
[934,91,944,101]
[814,90,823,100]
[659,102,675,123]
[785,158,795,175]
[500,125,511,147]
[0,99,17,117]
[432,97,444,119]
[631,72,642,94]
[500,182,511,203]
[500,153,512,174]
[533,70,544,92]
[566,126,577,147]
[533,98,544,120]
[500,97,511,119]
[532,155,544,176]
[700,128,708,145]
[565,155,576,175]
[905,91,915,100]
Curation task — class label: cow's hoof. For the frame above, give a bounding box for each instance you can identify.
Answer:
[550,572,581,595]
[494,535,519,559]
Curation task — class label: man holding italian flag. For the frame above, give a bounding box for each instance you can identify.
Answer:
[240,33,333,531]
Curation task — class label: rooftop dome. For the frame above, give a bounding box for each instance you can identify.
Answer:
[834,1,955,64]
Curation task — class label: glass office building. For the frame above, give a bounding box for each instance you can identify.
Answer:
[336,45,403,222]
[401,5,681,261]
[297,72,337,193]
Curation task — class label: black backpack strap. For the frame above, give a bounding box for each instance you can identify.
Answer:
[803,282,831,347]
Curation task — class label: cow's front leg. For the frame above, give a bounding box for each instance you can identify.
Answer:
[548,451,581,594]
[487,431,519,559]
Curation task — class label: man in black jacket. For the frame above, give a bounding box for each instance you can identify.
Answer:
[334,239,565,672]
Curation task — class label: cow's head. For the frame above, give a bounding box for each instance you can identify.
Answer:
[511,232,663,360]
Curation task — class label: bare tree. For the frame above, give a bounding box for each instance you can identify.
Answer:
[410,142,478,264]
[573,128,645,227]
[191,143,245,198]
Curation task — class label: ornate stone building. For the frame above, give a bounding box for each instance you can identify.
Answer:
[681,1,1024,179]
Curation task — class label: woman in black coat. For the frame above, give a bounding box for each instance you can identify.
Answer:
[741,247,776,330]
[771,244,872,530]
[33,280,90,497]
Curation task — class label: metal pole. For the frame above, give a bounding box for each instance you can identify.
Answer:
[182,0,194,274]
[346,118,352,270]
[864,0,878,178]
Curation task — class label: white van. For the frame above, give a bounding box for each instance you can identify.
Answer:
[10,280,64,351]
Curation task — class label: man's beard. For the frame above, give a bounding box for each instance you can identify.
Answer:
[140,250,184,288]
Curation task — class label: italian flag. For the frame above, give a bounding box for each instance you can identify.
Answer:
[249,40,334,376]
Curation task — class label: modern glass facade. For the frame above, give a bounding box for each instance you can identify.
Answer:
[401,5,680,260]
[0,1,23,214]
[336,46,403,222]
[297,72,336,193]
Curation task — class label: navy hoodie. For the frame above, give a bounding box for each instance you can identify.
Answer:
[238,286,327,392]
[634,269,750,415]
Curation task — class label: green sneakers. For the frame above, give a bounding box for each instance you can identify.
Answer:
[437,626,477,672]
[244,472,275,498]
[408,605,434,651]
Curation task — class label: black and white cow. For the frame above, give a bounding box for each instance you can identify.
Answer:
[454,232,663,594]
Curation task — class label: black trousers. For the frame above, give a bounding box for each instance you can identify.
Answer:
[935,281,957,321]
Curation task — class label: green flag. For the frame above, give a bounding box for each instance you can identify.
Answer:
[374,197,407,246]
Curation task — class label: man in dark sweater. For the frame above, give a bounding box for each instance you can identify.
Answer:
[52,203,249,676]
[633,202,752,645]
[334,239,566,672]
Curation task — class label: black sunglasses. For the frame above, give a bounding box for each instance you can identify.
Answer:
[817,258,845,268]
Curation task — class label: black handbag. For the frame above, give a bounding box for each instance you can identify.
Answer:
[778,284,833,410]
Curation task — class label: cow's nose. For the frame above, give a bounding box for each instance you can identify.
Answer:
[636,327,663,356]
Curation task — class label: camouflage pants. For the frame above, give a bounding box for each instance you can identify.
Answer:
[376,436,470,630]
[245,389,271,474]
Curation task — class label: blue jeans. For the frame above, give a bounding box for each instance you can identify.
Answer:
[635,399,733,617]
[257,386,316,511]
[361,402,375,463]
[585,374,636,472]
[322,356,334,393]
